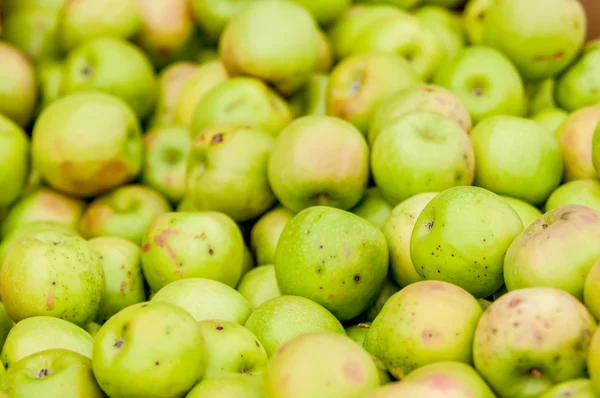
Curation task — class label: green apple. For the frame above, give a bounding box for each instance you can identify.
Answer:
[186,124,276,222]
[474,287,596,397]
[372,111,474,205]
[345,323,371,346]
[360,279,399,321]
[152,278,252,324]
[2,7,62,62]
[364,281,481,379]
[546,180,600,215]
[590,328,600,396]
[415,5,466,61]
[36,60,65,115]
[241,245,255,278]
[80,184,171,245]
[411,186,523,298]
[190,0,258,42]
[0,349,103,397]
[540,379,596,398]
[287,0,351,25]
[471,116,563,204]
[84,322,101,338]
[58,0,142,52]
[32,91,142,197]
[219,0,320,95]
[141,211,245,290]
[463,0,494,45]
[236,265,281,309]
[290,73,329,118]
[0,114,29,207]
[556,48,600,112]
[384,192,438,287]
[556,105,600,181]
[423,0,466,6]
[369,362,495,398]
[528,78,558,115]
[504,205,600,300]
[434,46,527,123]
[244,295,345,356]
[369,84,472,146]
[315,30,333,73]
[250,207,294,266]
[478,299,492,310]
[1,316,94,368]
[61,37,157,119]
[190,77,293,137]
[150,62,198,128]
[87,237,146,323]
[1,188,85,238]
[500,195,542,228]
[92,301,205,398]
[350,187,393,229]
[327,52,420,133]
[4,0,66,12]
[1,230,104,325]
[174,60,229,128]
[268,116,369,212]
[199,320,268,377]
[0,303,14,353]
[0,42,37,127]
[187,374,263,398]
[275,206,388,321]
[532,108,568,135]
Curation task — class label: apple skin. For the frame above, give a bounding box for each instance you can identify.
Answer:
[32,91,142,198]
[0,349,103,398]
[58,0,142,52]
[220,1,320,95]
[186,373,264,398]
[191,77,293,137]
[529,78,559,115]
[190,0,257,42]
[92,301,206,398]
[369,362,495,398]
[384,192,438,287]
[505,205,600,299]
[0,42,37,128]
[585,260,600,322]
[237,265,281,309]
[287,0,352,25]
[152,278,252,324]
[1,316,94,369]
[268,116,369,212]
[275,206,388,321]
[244,295,345,357]
[0,114,29,207]
[532,108,568,135]
[265,332,380,398]
[199,320,268,377]
[369,84,471,146]
[80,184,171,245]
[289,73,329,119]
[434,46,527,123]
[61,37,157,119]
[0,303,14,354]
[556,48,600,112]
[411,186,523,298]
[364,281,482,379]
[87,237,146,323]
[350,187,393,230]
[250,207,294,266]
[546,180,600,215]
[557,105,600,181]
[471,116,563,205]
[36,60,65,116]
[142,125,192,204]
[481,0,586,81]
[0,230,104,325]
[84,322,101,338]
[474,287,596,398]
[463,0,494,45]
[346,323,371,346]
[372,111,474,205]
[415,5,466,62]
[141,211,245,291]
[327,52,420,134]
[589,328,600,396]
[539,379,596,398]
[150,62,198,128]
[186,124,276,222]
[500,195,543,229]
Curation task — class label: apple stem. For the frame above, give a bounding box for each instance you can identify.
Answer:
[529,368,542,378]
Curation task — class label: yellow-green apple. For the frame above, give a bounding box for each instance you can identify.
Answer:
[268,116,369,212]
[463,0,494,45]
[92,301,206,398]
[422,0,466,7]
[274,206,388,321]
[32,92,143,197]
[190,0,258,42]
[186,373,264,398]
[315,30,333,73]
[241,244,255,278]
[345,323,371,346]
[0,42,37,127]
[415,6,466,62]
[236,265,281,309]
[532,108,569,135]
[141,211,245,291]
[529,78,559,115]
[411,186,523,298]
[585,260,600,321]
[589,325,600,395]
[149,62,198,128]
[250,206,294,266]
[471,115,563,204]
[79,184,171,245]
[290,73,329,118]
[350,187,393,230]
[151,278,252,324]
[0,303,13,353]
[84,322,101,338]
[287,0,351,25]
[36,60,65,116]
[500,195,542,228]
[556,47,600,112]
[474,287,596,397]
[0,114,29,207]
[539,379,596,398]
[360,279,399,321]
[4,0,66,13]
[546,180,600,214]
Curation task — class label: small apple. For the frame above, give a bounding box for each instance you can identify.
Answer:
[463,0,494,45]
[350,187,393,230]
[415,5,466,62]
[80,184,171,245]
[149,62,198,128]
[529,78,559,115]
[0,114,29,207]
[190,0,257,42]
[0,42,37,128]
[500,195,542,228]
[250,207,294,266]
[268,116,369,212]
[32,91,143,198]
[556,47,600,112]
[539,379,596,398]
[84,322,101,338]
[152,278,252,324]
[411,186,523,298]
[289,73,329,118]
[360,279,399,321]
[244,295,345,357]
[546,180,600,215]
[141,211,245,291]
[474,287,596,397]
[2,7,62,62]
[532,108,568,135]
[92,301,206,398]
[1,316,94,369]
[236,265,281,309]
[36,60,65,115]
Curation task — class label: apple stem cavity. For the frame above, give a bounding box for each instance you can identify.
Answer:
[529,368,543,378]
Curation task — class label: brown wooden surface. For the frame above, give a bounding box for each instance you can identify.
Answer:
[581,0,600,41]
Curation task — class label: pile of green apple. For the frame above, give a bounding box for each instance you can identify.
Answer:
[1,0,600,396]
